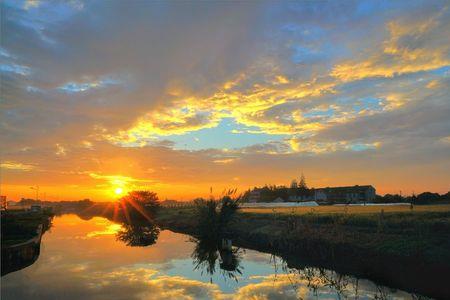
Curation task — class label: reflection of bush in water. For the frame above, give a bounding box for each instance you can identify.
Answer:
[116,223,160,247]
[192,192,243,281]
[191,237,243,282]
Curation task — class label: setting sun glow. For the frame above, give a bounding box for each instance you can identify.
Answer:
[114,187,124,195]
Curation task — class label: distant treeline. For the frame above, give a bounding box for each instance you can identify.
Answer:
[374,192,450,205]
[14,198,94,210]
[241,185,311,202]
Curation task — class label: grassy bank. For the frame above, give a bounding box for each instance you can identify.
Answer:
[241,203,450,215]
[155,205,450,299]
[156,205,450,265]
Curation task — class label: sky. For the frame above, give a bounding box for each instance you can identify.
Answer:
[1,0,449,202]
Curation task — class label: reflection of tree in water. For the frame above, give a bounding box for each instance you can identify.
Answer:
[191,237,243,282]
[271,256,429,300]
[116,222,160,247]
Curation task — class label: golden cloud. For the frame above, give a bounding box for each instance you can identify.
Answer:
[1,161,35,171]
[331,10,450,82]
[89,173,152,185]
[213,158,237,164]
[55,143,67,156]
[106,106,223,145]
[289,138,381,154]
[106,77,337,143]
[426,79,441,89]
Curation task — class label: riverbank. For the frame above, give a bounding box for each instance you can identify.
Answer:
[1,210,54,276]
[155,206,450,299]
[1,210,54,246]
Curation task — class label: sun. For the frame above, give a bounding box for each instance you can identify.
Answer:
[114,187,124,195]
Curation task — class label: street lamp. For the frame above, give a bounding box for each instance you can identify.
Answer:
[30,185,40,201]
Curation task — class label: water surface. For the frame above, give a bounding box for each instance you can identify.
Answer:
[1,214,423,299]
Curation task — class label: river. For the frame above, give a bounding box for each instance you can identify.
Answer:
[1,214,427,299]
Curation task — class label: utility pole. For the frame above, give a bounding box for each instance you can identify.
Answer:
[30,185,40,201]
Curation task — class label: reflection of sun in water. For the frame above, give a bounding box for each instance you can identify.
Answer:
[114,187,124,195]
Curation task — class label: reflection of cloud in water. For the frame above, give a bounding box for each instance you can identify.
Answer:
[241,250,270,264]
[86,224,122,238]
[3,267,413,300]
[234,273,413,300]
[3,267,222,300]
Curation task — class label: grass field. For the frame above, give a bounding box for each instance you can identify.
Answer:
[240,204,450,215]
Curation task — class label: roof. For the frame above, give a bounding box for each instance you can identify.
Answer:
[317,185,375,192]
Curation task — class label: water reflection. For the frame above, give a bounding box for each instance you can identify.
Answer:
[191,237,243,282]
[1,215,429,300]
[116,222,160,247]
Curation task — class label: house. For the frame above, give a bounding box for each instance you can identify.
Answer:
[289,189,316,202]
[273,197,285,203]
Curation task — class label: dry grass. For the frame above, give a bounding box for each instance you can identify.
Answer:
[240,204,450,215]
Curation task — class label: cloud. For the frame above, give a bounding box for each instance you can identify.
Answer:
[107,107,223,146]
[213,158,237,164]
[88,173,155,193]
[55,143,67,156]
[58,76,122,93]
[331,8,450,81]
[288,138,380,154]
[23,0,40,10]
[1,161,35,171]
[0,63,31,75]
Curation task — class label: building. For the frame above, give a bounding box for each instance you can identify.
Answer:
[30,205,42,212]
[288,189,316,202]
[314,185,376,203]
[247,185,376,204]
[273,197,285,203]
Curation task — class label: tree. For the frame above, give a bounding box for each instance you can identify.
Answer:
[121,191,160,208]
[417,192,440,204]
[299,173,308,190]
[290,179,298,189]
[119,190,161,219]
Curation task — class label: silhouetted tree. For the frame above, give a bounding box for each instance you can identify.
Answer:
[290,179,298,189]
[299,173,308,190]
[416,192,440,204]
[119,190,161,219]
